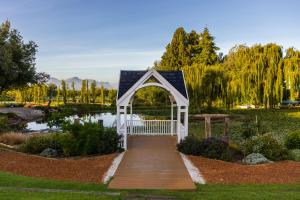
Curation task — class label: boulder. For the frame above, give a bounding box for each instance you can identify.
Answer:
[40,148,57,157]
[242,153,273,165]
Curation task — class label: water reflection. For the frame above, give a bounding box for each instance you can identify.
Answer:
[26,112,144,131]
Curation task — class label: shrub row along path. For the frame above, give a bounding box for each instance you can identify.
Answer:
[189,156,300,184]
[109,136,196,190]
[0,150,117,183]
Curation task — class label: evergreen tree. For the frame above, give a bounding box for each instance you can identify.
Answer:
[193,27,219,65]
[160,27,189,70]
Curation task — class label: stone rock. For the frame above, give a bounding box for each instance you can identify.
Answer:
[40,148,57,157]
[242,153,273,165]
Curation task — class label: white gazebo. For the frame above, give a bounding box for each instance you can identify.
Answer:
[116,69,189,150]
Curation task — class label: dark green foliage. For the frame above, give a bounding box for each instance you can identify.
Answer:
[176,135,202,155]
[0,21,48,92]
[60,121,122,156]
[285,131,300,149]
[47,109,73,128]
[177,136,243,162]
[242,134,288,161]
[0,115,10,133]
[20,121,122,156]
[241,116,265,139]
[20,134,62,154]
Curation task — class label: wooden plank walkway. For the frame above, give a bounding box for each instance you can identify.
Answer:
[109,136,195,190]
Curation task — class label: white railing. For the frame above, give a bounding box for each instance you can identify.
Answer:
[125,120,177,135]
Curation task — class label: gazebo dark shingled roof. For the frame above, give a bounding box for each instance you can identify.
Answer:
[117,70,188,99]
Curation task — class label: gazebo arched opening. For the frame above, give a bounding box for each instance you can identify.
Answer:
[116,69,189,150]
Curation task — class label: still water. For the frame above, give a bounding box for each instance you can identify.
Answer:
[25,112,144,131]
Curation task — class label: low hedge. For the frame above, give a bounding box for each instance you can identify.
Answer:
[177,136,243,162]
[20,121,122,157]
[20,134,61,154]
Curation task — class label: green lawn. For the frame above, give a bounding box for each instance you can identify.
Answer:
[0,171,300,200]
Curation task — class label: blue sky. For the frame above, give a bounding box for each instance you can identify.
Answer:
[0,0,299,82]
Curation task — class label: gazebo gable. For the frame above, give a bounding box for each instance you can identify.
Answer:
[116,69,189,106]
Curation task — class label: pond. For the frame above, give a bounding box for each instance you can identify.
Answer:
[25,112,164,132]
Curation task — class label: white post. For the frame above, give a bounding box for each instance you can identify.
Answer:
[130,102,133,135]
[184,107,188,138]
[171,102,174,136]
[177,105,181,143]
[116,106,121,135]
[124,106,128,150]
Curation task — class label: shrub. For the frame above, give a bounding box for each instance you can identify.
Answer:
[285,131,300,149]
[242,134,288,161]
[0,132,27,145]
[177,136,202,155]
[0,116,10,133]
[20,134,62,154]
[288,149,300,161]
[60,121,122,156]
[177,136,243,162]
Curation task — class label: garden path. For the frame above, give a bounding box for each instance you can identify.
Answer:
[108,136,195,190]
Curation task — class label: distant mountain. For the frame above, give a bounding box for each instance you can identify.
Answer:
[47,76,115,90]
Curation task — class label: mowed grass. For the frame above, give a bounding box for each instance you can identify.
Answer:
[0,171,300,200]
[189,108,300,144]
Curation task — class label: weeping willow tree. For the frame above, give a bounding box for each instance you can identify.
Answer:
[183,64,227,110]
[154,26,299,110]
[283,48,300,100]
[223,44,284,108]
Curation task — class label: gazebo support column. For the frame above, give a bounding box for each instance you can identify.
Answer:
[129,101,133,135]
[183,106,188,138]
[123,106,128,150]
[177,105,181,143]
[171,102,174,136]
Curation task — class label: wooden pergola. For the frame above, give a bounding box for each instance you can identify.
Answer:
[192,114,230,140]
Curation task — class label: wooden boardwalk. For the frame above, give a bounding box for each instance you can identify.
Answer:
[109,136,195,190]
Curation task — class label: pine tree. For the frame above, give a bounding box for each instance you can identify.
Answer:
[193,27,219,65]
[160,27,189,70]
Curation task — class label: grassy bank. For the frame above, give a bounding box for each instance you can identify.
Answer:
[0,171,300,199]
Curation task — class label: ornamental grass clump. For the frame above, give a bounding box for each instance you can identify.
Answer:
[0,132,27,145]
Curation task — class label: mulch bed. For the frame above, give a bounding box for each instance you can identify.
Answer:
[189,155,300,184]
[0,150,117,184]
